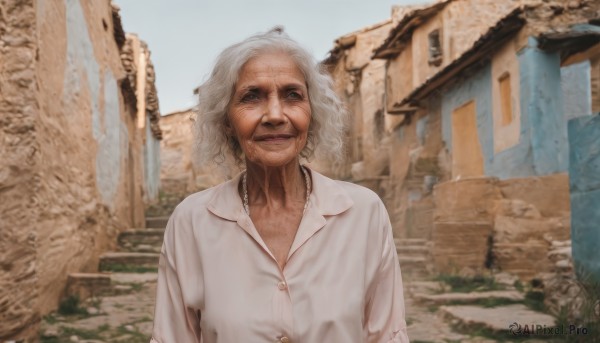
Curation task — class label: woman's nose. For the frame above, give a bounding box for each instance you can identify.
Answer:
[262,96,286,125]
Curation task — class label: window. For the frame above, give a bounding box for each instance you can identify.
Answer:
[498,72,513,126]
[428,29,442,66]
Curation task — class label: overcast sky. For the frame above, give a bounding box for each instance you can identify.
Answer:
[114,0,431,114]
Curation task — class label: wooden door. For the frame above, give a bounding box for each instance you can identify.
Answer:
[451,100,484,178]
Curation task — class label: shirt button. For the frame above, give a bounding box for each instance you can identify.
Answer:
[277,281,287,290]
[280,337,290,343]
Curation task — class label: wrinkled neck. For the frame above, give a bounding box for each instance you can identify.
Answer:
[244,159,306,209]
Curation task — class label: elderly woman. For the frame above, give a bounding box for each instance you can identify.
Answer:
[151,27,408,343]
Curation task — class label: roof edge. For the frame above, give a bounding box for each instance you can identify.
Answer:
[397,7,526,108]
[373,0,453,60]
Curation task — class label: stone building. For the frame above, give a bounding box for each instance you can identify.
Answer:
[157,108,231,211]
[0,1,161,340]
[316,19,392,187]
[323,0,600,280]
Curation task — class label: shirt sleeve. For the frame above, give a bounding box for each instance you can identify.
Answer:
[151,214,202,343]
[364,201,410,343]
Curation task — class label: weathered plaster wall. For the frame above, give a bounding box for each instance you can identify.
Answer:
[569,115,600,282]
[411,15,443,88]
[387,97,450,238]
[561,61,592,121]
[442,0,518,61]
[439,38,572,181]
[144,115,161,202]
[308,54,353,179]
[403,0,519,93]
[388,118,418,237]
[385,44,412,131]
[35,0,136,321]
[441,63,494,179]
[518,38,568,175]
[315,22,392,185]
[0,0,160,340]
[161,110,224,194]
[491,38,521,153]
[355,59,389,184]
[0,0,40,339]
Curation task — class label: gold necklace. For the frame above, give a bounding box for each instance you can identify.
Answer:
[242,166,311,215]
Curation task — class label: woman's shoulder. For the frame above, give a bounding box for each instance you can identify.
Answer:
[309,169,383,210]
[333,179,382,206]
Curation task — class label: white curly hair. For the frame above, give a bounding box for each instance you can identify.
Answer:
[194,26,347,166]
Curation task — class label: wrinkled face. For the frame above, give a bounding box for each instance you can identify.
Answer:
[227,52,311,168]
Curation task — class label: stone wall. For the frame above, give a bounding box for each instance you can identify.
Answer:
[324,0,596,280]
[311,20,392,187]
[156,109,231,215]
[0,1,161,340]
[160,109,230,192]
[431,174,571,280]
[385,0,520,108]
[0,0,40,338]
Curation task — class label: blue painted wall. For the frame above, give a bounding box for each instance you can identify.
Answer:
[64,0,127,209]
[144,116,161,203]
[569,115,600,282]
[519,37,568,175]
[439,37,575,180]
[441,63,493,169]
[561,61,592,121]
[440,62,536,179]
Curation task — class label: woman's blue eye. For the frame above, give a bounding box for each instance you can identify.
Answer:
[241,93,259,102]
[287,91,302,99]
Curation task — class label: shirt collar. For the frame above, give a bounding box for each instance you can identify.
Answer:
[206,166,354,221]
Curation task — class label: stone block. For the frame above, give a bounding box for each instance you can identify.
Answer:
[432,222,492,273]
[493,242,550,280]
[493,199,542,219]
[433,178,501,223]
[65,273,112,301]
[493,215,570,244]
[497,173,570,217]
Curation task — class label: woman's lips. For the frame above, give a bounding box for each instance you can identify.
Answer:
[262,137,289,141]
[255,135,293,141]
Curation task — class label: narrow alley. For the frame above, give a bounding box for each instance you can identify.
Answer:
[1,0,599,342]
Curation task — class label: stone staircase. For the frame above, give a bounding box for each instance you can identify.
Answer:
[394,238,433,280]
[66,216,170,300]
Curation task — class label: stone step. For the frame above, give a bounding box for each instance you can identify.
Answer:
[99,252,160,272]
[397,245,430,256]
[414,290,524,306]
[398,255,428,266]
[439,304,556,336]
[398,256,431,279]
[65,273,112,301]
[65,272,159,301]
[118,228,165,253]
[146,216,170,228]
[394,238,428,247]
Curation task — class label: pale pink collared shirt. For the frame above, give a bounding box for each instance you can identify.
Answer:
[150,168,409,343]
